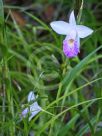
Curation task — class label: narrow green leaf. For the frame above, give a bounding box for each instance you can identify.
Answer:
[0,0,4,24]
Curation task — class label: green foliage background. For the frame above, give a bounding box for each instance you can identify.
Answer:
[0,0,102,135]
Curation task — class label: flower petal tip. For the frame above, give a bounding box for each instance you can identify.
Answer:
[50,22,53,27]
[69,10,76,25]
[28,91,36,102]
[50,21,73,35]
[76,25,94,38]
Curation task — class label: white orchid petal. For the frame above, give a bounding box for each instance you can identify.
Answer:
[50,21,73,35]
[22,107,29,118]
[29,104,42,121]
[77,35,80,48]
[29,109,41,121]
[77,36,80,54]
[28,91,36,102]
[30,102,39,109]
[68,29,77,40]
[76,25,93,38]
[69,11,76,25]
[30,104,41,113]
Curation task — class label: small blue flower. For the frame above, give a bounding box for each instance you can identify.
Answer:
[22,91,42,121]
[50,11,93,58]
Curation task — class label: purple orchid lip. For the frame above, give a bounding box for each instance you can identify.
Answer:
[63,37,79,58]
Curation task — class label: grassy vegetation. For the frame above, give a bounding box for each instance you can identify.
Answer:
[0,0,102,135]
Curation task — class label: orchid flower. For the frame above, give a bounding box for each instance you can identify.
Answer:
[22,91,42,121]
[50,11,93,58]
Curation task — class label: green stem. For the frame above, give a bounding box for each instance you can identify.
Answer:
[77,0,84,24]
